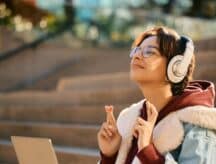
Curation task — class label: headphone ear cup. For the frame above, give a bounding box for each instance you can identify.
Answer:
[167,55,186,83]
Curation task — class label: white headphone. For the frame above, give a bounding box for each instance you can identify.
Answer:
[167,36,194,83]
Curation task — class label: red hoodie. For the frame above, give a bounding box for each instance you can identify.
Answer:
[100,80,215,164]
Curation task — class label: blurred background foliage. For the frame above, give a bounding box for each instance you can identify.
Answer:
[0,0,216,48]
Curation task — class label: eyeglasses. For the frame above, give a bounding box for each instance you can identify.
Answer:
[129,46,158,58]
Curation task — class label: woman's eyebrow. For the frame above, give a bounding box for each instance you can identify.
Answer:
[147,45,159,50]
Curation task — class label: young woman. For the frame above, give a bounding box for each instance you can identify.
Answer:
[97,26,216,164]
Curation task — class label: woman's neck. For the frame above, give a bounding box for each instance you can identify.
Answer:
[138,82,173,112]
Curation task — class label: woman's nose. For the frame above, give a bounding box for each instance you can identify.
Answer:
[133,51,143,60]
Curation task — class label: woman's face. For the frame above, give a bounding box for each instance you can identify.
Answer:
[130,36,167,85]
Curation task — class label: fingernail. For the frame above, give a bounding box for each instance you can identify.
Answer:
[108,125,112,129]
[105,107,110,113]
[106,108,111,112]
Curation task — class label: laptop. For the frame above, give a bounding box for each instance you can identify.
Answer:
[11,136,59,164]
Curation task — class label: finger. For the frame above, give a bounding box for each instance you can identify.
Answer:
[102,123,113,137]
[146,101,151,120]
[146,101,158,123]
[133,125,144,138]
[101,129,111,141]
[105,105,116,125]
[104,127,113,137]
[98,124,109,140]
[107,125,117,135]
[133,131,138,138]
[133,126,138,138]
[137,117,147,126]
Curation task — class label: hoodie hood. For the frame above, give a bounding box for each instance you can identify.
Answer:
[180,80,215,107]
[157,80,215,122]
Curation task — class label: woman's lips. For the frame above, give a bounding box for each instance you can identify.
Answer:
[132,63,145,69]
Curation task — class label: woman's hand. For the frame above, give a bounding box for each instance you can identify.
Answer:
[97,105,122,157]
[133,101,158,152]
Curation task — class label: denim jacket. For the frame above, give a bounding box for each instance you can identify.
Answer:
[165,123,216,164]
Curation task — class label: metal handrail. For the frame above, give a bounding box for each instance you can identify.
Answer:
[0,21,71,61]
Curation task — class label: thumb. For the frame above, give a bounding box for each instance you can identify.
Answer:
[105,105,116,125]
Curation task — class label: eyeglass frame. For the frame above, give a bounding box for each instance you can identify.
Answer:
[129,45,160,58]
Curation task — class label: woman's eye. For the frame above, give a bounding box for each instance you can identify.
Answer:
[145,51,155,54]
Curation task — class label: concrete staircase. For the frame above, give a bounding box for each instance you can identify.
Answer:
[0,85,142,164]
[24,48,131,91]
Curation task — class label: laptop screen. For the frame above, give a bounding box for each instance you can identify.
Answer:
[11,136,59,164]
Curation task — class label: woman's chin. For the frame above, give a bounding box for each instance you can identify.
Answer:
[130,71,145,83]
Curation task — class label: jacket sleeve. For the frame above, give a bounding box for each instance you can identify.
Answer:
[98,151,118,164]
[177,124,216,164]
[136,143,165,164]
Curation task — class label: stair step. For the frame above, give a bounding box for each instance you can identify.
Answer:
[0,121,100,149]
[194,65,216,82]
[57,72,135,91]
[195,38,216,51]
[196,51,216,65]
[55,145,99,164]
[0,44,83,92]
[0,88,142,106]
[0,104,125,124]
[0,140,17,164]
[26,48,131,90]
[0,139,99,164]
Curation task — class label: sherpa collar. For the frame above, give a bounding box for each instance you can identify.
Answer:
[115,100,216,164]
